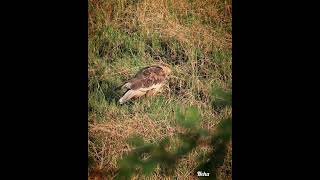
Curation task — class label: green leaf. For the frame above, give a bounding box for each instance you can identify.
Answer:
[215,118,232,141]
[197,129,209,137]
[142,160,157,175]
[115,166,133,180]
[185,106,200,122]
[176,106,201,129]
[211,86,232,110]
[127,135,144,147]
[217,118,232,132]
[175,107,185,122]
[159,137,170,149]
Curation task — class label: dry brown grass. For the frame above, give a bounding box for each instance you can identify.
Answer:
[88,0,232,179]
[89,114,179,177]
[88,0,231,49]
[136,0,231,51]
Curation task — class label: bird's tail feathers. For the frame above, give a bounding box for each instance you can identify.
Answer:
[119,90,136,104]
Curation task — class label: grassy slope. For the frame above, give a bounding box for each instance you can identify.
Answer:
[88,0,232,179]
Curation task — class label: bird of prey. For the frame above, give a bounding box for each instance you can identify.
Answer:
[119,64,172,104]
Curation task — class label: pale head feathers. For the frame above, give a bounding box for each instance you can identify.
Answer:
[156,61,172,76]
[159,65,171,76]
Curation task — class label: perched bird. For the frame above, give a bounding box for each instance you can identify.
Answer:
[119,64,171,104]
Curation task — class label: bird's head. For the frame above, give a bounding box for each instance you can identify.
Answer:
[159,63,172,76]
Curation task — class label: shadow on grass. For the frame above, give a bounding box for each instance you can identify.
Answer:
[145,37,188,65]
[102,80,123,104]
[115,107,232,180]
[102,80,138,111]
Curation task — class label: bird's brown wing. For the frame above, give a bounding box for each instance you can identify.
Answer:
[128,66,166,90]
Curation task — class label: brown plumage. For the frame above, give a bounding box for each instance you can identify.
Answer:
[119,64,171,104]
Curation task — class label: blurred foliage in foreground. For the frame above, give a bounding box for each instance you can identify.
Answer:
[115,88,232,180]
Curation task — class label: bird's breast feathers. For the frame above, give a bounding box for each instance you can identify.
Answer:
[137,83,162,92]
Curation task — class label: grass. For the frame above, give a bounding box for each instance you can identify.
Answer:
[88,0,232,179]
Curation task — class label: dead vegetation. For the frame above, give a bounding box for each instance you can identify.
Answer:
[88,0,232,179]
